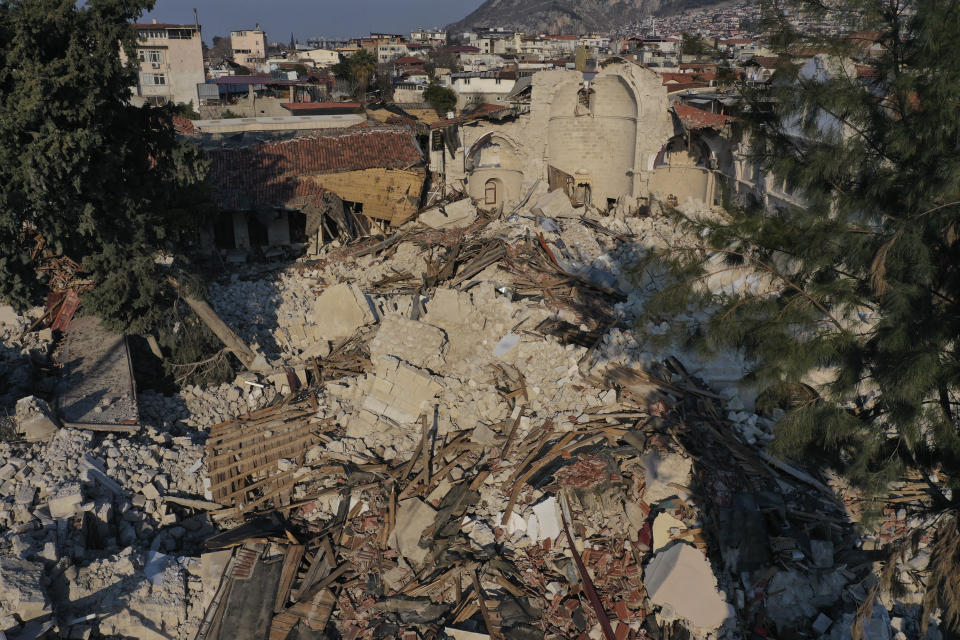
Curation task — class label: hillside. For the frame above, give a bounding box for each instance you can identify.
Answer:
[447,0,722,35]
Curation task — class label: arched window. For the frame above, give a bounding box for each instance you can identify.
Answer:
[485,180,498,205]
[576,87,595,116]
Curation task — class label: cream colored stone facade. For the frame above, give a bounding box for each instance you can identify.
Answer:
[129,22,205,107]
[435,63,675,210]
[230,27,268,71]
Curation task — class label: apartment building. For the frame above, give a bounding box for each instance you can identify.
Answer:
[130,20,205,107]
[231,26,268,71]
[410,29,447,46]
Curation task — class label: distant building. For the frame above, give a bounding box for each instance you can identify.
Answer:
[294,48,341,67]
[410,29,447,46]
[129,20,205,107]
[231,25,268,71]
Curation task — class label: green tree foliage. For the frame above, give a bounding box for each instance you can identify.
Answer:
[424,83,457,116]
[332,50,377,98]
[639,0,960,628]
[0,0,212,334]
[680,31,717,58]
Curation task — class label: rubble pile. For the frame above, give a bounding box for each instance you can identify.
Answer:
[0,191,943,640]
[0,305,56,412]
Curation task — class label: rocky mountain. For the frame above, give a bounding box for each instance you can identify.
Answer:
[447,0,720,35]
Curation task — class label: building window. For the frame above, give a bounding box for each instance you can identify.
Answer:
[485,180,497,205]
[168,28,194,39]
[142,73,166,85]
[234,49,252,55]
[138,29,165,40]
[138,49,163,63]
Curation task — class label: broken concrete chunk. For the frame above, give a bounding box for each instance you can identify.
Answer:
[530,497,562,542]
[644,543,729,632]
[651,511,686,553]
[389,498,436,568]
[368,316,448,370]
[78,454,123,495]
[638,450,693,503]
[531,189,578,219]
[15,396,59,442]
[0,557,52,624]
[419,198,478,229]
[808,539,834,569]
[354,356,444,428]
[48,483,82,519]
[311,283,378,342]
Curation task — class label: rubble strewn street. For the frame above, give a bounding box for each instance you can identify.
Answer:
[0,194,943,640]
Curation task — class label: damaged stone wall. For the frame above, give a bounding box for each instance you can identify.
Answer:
[444,62,674,211]
[307,167,427,227]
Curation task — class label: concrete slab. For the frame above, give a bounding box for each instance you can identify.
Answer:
[56,317,139,433]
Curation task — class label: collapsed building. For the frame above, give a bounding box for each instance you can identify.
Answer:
[0,65,941,640]
[428,61,745,213]
[198,125,427,254]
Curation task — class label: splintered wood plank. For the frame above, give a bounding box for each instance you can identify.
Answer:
[274,545,305,613]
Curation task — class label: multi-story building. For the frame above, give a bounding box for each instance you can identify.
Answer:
[130,20,205,107]
[410,29,447,46]
[231,25,268,71]
[375,42,409,63]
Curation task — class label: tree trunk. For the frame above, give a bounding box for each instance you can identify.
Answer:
[167,277,259,370]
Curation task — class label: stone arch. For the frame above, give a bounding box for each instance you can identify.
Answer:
[466,132,524,207]
[546,73,640,202]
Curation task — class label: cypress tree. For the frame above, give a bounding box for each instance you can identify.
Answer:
[0,0,212,334]
[638,0,960,627]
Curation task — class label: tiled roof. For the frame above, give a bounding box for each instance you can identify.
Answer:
[207,126,423,210]
[428,103,514,130]
[172,115,196,134]
[666,82,710,93]
[673,103,735,130]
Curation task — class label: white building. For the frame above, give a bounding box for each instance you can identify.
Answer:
[410,29,447,46]
[376,42,410,63]
[450,72,519,110]
[295,48,341,67]
[129,20,205,107]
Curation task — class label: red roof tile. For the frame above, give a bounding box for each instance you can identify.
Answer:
[673,103,735,130]
[172,115,196,134]
[207,126,423,210]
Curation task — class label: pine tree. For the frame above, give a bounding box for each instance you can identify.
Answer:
[0,0,212,334]
[637,0,960,628]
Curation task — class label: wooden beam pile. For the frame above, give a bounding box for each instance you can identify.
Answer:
[206,394,335,520]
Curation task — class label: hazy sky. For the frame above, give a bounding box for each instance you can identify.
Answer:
[143,0,483,42]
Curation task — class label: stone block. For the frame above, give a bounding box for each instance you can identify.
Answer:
[312,283,378,342]
[644,543,729,632]
[419,198,478,229]
[0,557,52,623]
[15,396,59,442]
[368,316,448,370]
[140,483,160,501]
[48,484,82,519]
